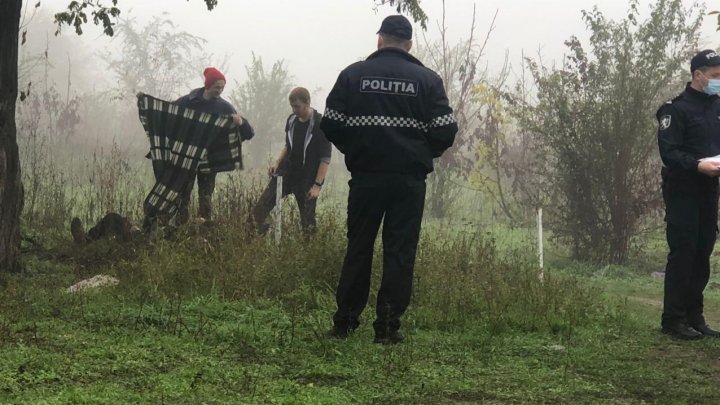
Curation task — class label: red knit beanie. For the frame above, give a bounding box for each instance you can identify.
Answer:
[203,67,226,88]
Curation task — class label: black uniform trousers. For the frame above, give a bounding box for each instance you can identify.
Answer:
[333,172,426,336]
[661,168,719,327]
[252,176,317,232]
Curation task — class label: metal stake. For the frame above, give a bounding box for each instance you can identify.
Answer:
[274,176,282,245]
[537,207,544,280]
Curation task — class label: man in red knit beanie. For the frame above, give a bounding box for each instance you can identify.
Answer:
[170,67,254,223]
[202,67,226,98]
[204,67,225,85]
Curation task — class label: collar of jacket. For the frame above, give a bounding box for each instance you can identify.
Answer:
[287,109,322,166]
[188,87,206,101]
[684,82,719,103]
[366,47,425,67]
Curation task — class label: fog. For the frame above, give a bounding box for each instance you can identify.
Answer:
[15,0,720,174]
[27,0,719,110]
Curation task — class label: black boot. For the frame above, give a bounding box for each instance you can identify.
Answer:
[689,323,720,337]
[662,323,704,340]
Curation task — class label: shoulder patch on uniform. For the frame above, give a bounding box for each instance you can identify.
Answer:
[359,76,419,97]
[659,115,672,130]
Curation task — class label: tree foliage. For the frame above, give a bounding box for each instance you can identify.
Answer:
[467,81,527,222]
[102,17,210,100]
[228,54,294,167]
[514,0,702,263]
[54,0,121,36]
[376,0,427,29]
[54,1,428,37]
[54,0,218,36]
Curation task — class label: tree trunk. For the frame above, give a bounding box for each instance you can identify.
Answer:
[0,0,23,272]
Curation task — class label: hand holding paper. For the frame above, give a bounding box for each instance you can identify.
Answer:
[698,156,720,176]
[700,154,720,163]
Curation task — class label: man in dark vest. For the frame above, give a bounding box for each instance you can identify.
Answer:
[252,87,331,234]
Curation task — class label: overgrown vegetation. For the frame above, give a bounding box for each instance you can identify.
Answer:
[512,0,702,263]
[5,206,720,402]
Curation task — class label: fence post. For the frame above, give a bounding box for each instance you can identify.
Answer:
[274,175,282,245]
[537,207,544,280]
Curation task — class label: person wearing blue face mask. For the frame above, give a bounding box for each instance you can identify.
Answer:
[657,49,720,340]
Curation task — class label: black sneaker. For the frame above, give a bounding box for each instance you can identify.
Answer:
[661,323,704,340]
[690,323,720,337]
[373,330,405,345]
[328,325,354,339]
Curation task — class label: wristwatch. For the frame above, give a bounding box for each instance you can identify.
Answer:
[314,181,324,188]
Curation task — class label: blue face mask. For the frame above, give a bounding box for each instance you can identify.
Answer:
[704,78,720,95]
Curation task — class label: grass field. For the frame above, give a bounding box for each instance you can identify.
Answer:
[3,218,720,404]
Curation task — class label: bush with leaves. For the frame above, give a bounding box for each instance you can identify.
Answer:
[513,0,702,263]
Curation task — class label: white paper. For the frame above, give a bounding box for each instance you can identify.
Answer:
[700,154,720,163]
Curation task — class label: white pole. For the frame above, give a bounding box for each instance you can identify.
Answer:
[275,175,282,245]
[537,207,544,280]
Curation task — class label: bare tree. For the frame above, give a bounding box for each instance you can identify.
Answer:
[103,17,211,101]
[414,1,498,217]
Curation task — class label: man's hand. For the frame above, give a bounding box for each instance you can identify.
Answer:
[136,91,144,98]
[698,160,720,176]
[307,184,321,200]
[231,114,244,126]
[268,163,279,177]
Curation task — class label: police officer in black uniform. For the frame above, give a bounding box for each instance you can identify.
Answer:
[657,49,720,340]
[321,15,458,344]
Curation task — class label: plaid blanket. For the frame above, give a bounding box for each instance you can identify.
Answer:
[137,94,239,217]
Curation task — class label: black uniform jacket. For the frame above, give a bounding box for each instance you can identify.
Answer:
[657,83,720,224]
[657,84,720,173]
[320,47,458,175]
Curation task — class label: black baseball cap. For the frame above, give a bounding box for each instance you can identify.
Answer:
[377,15,413,40]
[690,49,720,72]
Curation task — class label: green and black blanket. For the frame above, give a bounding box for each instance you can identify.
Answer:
[137,94,240,217]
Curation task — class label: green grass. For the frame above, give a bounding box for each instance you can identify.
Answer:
[3,221,720,404]
[2,279,720,404]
